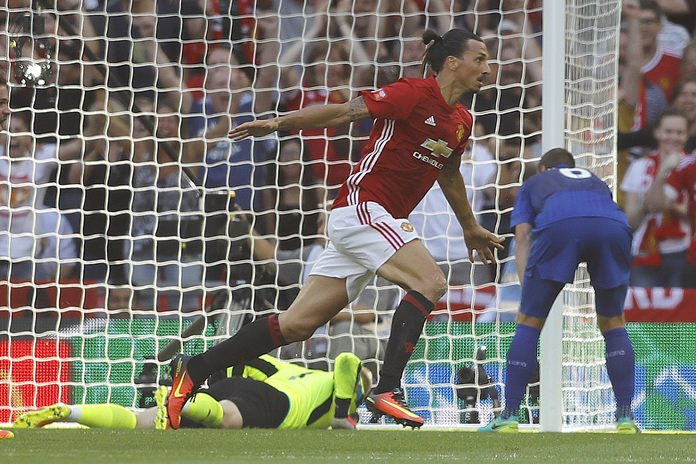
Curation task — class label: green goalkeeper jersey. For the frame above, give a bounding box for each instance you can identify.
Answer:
[231,352,364,429]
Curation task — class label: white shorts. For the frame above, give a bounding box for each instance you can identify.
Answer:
[309,202,419,301]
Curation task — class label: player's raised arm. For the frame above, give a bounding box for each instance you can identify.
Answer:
[229,96,370,141]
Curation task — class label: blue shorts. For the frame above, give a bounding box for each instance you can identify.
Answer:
[519,217,631,318]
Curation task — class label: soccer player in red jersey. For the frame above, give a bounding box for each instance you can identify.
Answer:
[166,28,503,429]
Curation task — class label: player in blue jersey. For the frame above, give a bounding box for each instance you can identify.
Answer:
[478,148,638,433]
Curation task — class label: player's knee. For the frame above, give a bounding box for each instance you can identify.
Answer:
[598,314,625,334]
[411,268,447,304]
[219,401,243,429]
[418,272,447,303]
[516,313,545,329]
[279,318,316,343]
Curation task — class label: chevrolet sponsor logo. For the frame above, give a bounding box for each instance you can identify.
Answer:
[420,138,453,158]
[412,151,444,169]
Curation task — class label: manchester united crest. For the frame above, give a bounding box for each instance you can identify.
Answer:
[456,124,466,143]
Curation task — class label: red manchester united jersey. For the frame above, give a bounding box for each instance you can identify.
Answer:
[332,76,473,219]
[666,154,696,260]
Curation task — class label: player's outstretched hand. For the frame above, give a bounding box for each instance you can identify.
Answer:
[331,416,358,430]
[229,119,279,141]
[464,224,505,264]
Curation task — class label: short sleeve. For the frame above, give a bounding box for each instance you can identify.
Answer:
[360,79,420,121]
[619,158,649,194]
[510,182,534,228]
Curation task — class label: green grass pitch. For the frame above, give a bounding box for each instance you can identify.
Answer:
[1,429,695,463]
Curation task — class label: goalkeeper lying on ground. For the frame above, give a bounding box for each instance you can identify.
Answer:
[14,352,371,431]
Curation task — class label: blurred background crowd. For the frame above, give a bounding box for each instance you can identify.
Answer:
[0,0,694,327]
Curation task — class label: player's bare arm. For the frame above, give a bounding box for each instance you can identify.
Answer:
[514,222,532,285]
[229,97,370,141]
[346,96,370,121]
[437,157,504,264]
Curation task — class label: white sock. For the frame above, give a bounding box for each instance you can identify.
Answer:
[67,405,82,421]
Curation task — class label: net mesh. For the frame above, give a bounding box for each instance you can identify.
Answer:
[0,0,649,431]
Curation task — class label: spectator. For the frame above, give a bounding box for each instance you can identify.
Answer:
[105,284,134,313]
[128,100,202,311]
[399,37,427,79]
[675,77,696,152]
[271,137,325,253]
[261,137,326,308]
[617,0,669,206]
[0,109,77,281]
[638,0,682,102]
[620,76,696,152]
[680,40,696,81]
[10,8,103,233]
[470,45,541,152]
[12,15,100,142]
[654,0,691,55]
[478,137,536,280]
[273,0,331,57]
[184,16,278,233]
[89,0,186,110]
[178,0,227,91]
[337,0,381,59]
[194,65,275,231]
[69,94,133,285]
[275,8,372,195]
[186,45,252,139]
[654,0,696,35]
[620,108,691,287]
[618,0,669,134]
[665,152,696,288]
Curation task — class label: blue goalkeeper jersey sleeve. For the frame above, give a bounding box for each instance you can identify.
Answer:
[510,166,628,231]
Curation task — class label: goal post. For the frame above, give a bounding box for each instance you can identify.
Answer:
[539,0,566,434]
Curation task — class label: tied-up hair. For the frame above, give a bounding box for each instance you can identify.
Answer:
[422,28,484,74]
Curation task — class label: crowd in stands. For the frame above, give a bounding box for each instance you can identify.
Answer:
[0,0,695,331]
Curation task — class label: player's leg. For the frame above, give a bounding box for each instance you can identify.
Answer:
[205,377,290,429]
[374,240,446,391]
[218,400,244,429]
[365,239,445,428]
[167,275,349,428]
[587,218,637,433]
[481,220,584,431]
[180,392,227,428]
[331,352,369,429]
[136,408,159,429]
[332,353,373,430]
[187,275,348,383]
[14,404,71,428]
[14,403,137,429]
[169,390,241,429]
[479,276,564,432]
[596,288,638,434]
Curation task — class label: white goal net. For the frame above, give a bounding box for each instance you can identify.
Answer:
[0,0,622,431]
